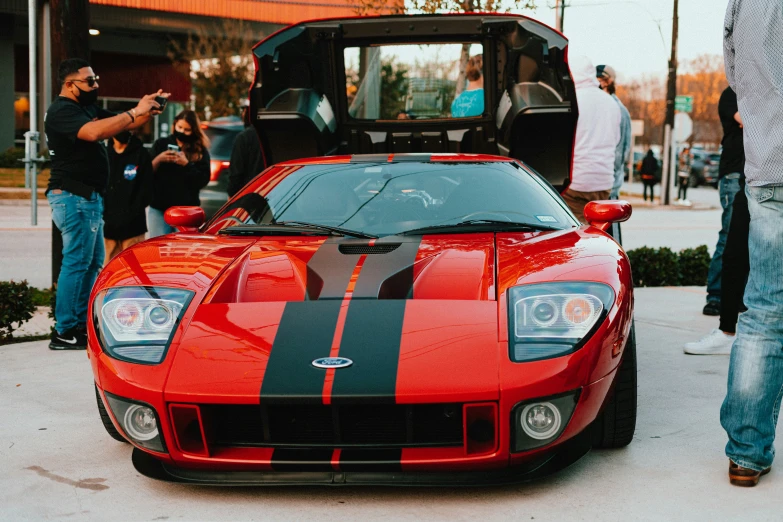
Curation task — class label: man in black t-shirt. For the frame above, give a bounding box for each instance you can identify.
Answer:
[700,86,745,318]
[45,57,166,350]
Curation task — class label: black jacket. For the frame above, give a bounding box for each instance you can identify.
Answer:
[104,137,153,240]
[641,153,659,180]
[227,126,266,197]
[150,135,211,211]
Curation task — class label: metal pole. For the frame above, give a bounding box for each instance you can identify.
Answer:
[661,125,671,205]
[560,0,566,33]
[27,0,40,225]
[661,0,678,205]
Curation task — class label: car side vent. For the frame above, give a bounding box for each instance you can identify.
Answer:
[338,244,401,255]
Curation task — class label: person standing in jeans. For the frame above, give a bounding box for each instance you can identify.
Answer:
[720,0,783,487]
[703,86,744,316]
[683,176,749,355]
[676,146,692,206]
[148,110,211,237]
[44,58,164,350]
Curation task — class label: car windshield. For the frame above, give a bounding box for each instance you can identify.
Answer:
[208,161,576,237]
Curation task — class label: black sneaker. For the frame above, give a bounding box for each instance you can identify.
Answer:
[703,301,721,316]
[49,327,87,350]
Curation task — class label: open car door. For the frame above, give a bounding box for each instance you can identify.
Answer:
[249,14,577,189]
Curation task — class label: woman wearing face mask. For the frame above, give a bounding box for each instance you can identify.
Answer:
[103,130,153,263]
[148,110,211,236]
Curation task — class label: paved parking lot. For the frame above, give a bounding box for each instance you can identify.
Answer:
[2,287,782,522]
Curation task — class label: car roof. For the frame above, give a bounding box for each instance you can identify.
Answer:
[273,154,517,167]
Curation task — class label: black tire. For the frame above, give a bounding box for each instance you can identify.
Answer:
[593,321,637,449]
[95,385,129,443]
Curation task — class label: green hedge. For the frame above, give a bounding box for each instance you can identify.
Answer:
[626,245,712,287]
[0,280,36,340]
[0,147,26,169]
[626,245,711,287]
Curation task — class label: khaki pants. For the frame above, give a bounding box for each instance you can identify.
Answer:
[562,188,611,224]
[104,234,146,265]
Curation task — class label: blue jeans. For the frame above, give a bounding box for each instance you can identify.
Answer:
[720,184,783,471]
[706,175,741,304]
[47,190,104,334]
[147,207,175,238]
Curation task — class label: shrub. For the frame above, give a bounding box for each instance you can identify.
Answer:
[626,246,680,287]
[678,245,711,286]
[0,280,36,340]
[0,147,26,169]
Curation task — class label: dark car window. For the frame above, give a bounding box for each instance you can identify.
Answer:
[209,161,577,237]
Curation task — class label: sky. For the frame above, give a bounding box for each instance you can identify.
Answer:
[516,0,727,82]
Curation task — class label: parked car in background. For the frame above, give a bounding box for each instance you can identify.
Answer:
[690,150,720,188]
[199,116,243,219]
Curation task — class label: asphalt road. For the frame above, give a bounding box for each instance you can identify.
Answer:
[2,287,782,521]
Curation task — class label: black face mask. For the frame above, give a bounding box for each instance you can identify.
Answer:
[73,85,99,106]
[114,131,132,144]
[173,130,197,144]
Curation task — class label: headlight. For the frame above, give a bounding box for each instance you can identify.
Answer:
[103,392,167,453]
[93,287,194,364]
[511,391,580,452]
[508,282,614,362]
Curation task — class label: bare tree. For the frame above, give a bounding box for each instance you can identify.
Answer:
[677,54,727,147]
[169,20,261,121]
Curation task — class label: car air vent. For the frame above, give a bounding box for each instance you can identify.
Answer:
[338,244,400,255]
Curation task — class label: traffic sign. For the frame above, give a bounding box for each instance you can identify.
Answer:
[675,95,693,113]
[674,112,693,142]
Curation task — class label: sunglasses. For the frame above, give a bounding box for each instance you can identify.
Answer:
[70,75,100,88]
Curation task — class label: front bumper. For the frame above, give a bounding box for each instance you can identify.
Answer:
[132,426,593,486]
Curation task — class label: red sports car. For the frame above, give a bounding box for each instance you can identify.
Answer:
[88,14,636,485]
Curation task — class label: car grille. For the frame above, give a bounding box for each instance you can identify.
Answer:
[202,403,464,448]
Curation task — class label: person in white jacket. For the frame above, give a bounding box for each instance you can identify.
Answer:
[563,54,621,223]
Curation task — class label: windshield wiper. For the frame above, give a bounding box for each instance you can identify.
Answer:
[399,219,562,236]
[218,221,377,239]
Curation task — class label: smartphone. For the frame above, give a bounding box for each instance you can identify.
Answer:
[154,96,168,111]
[167,144,180,153]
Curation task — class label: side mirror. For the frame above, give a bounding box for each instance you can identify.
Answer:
[164,206,205,232]
[583,200,632,232]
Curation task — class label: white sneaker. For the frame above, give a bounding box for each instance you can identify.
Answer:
[682,199,693,207]
[683,329,734,355]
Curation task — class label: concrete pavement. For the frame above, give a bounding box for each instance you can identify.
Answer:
[2,286,781,521]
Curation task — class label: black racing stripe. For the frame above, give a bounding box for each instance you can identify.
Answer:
[339,449,402,471]
[271,448,334,471]
[352,238,422,299]
[260,301,342,403]
[330,300,407,404]
[306,238,361,300]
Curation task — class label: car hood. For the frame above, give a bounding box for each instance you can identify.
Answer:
[164,233,501,403]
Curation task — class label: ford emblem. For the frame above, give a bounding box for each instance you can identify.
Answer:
[312,357,353,369]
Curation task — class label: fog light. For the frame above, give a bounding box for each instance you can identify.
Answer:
[520,402,561,440]
[124,404,159,441]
